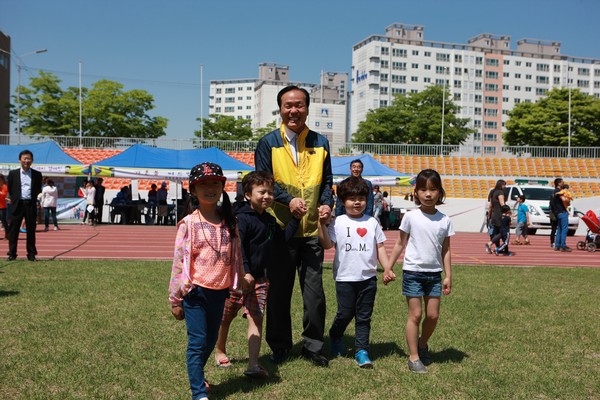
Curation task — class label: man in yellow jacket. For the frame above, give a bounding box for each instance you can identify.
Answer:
[255,85,334,367]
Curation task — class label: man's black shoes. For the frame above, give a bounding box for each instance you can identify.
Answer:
[7,255,16,261]
[301,347,329,367]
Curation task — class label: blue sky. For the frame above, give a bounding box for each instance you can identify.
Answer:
[2,0,599,139]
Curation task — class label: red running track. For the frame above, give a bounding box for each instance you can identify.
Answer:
[1,225,598,268]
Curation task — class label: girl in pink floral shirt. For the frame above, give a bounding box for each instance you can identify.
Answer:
[169,162,245,400]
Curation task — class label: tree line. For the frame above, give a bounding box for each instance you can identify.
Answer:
[10,72,600,146]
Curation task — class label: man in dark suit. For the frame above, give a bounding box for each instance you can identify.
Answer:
[7,149,43,261]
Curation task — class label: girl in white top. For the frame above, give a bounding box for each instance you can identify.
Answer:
[41,178,59,230]
[383,169,454,374]
[80,181,96,225]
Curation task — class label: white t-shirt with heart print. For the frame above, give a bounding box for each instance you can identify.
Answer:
[328,214,386,282]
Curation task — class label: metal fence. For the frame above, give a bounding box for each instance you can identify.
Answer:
[7,134,600,159]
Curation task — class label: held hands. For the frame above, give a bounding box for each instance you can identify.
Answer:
[289,197,307,219]
[171,304,185,320]
[382,268,396,285]
[318,204,331,220]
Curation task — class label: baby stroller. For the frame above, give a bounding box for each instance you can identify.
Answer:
[575,210,600,253]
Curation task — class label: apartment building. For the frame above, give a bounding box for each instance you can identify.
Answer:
[209,63,348,148]
[351,23,600,155]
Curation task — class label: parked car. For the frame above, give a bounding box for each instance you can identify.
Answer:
[487,184,579,236]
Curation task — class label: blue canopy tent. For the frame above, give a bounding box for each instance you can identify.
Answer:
[331,154,413,186]
[0,141,83,176]
[92,144,253,180]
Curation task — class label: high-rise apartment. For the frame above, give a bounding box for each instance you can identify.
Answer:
[209,63,348,149]
[351,23,600,155]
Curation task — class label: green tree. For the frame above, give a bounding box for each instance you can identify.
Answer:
[353,85,474,145]
[196,114,253,140]
[505,88,600,146]
[254,120,278,139]
[16,72,167,138]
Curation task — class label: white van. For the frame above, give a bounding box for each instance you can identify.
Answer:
[502,183,579,236]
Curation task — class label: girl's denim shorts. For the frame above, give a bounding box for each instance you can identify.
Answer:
[402,270,442,297]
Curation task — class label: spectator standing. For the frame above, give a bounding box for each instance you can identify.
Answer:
[7,150,43,261]
[334,159,374,217]
[81,180,96,225]
[41,178,59,231]
[157,181,169,225]
[485,179,506,254]
[147,183,158,224]
[255,85,334,367]
[372,185,383,223]
[94,178,105,224]
[551,179,572,252]
[0,174,8,240]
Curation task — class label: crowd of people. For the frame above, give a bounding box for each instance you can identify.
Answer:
[484,177,575,256]
[168,86,454,400]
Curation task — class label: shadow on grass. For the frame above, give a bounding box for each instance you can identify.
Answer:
[210,374,281,399]
[432,347,468,364]
[0,290,19,298]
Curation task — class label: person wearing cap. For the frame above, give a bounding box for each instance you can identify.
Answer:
[334,159,374,217]
[255,85,334,367]
[169,162,246,400]
[7,150,43,261]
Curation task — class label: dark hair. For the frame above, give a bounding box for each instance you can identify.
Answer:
[242,171,274,196]
[336,176,370,202]
[554,178,563,188]
[518,194,526,201]
[413,169,445,205]
[150,183,157,190]
[501,204,511,213]
[277,85,310,108]
[494,179,507,191]
[18,149,33,161]
[350,159,364,169]
[182,183,237,238]
[0,173,5,184]
[46,178,54,186]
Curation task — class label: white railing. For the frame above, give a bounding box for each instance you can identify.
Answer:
[7,134,600,158]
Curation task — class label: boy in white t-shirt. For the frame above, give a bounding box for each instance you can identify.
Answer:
[318,176,389,368]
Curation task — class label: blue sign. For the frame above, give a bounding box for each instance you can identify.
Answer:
[356,69,368,83]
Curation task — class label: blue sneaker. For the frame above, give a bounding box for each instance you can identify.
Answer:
[20,228,27,233]
[330,338,345,357]
[355,349,373,368]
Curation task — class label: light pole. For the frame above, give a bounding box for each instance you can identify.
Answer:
[567,63,572,158]
[440,67,448,157]
[12,49,48,140]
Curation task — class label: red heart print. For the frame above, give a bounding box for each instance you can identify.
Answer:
[356,227,367,237]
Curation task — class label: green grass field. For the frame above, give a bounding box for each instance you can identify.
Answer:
[1,260,599,399]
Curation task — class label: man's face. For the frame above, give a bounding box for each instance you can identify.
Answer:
[350,162,363,178]
[19,153,33,171]
[280,89,308,133]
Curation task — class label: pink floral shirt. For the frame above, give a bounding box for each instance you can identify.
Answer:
[168,210,243,306]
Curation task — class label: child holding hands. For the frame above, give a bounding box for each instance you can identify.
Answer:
[168,162,247,400]
[214,171,300,379]
[383,169,454,373]
[318,176,389,368]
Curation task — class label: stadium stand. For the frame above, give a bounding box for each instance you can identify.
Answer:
[63,147,599,200]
